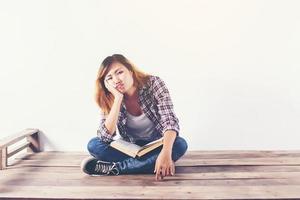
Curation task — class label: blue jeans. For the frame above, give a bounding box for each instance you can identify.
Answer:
[87,136,188,174]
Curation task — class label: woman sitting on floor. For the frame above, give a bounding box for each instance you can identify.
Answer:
[81,54,188,181]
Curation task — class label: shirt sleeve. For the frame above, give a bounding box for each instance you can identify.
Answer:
[97,111,116,143]
[151,76,180,136]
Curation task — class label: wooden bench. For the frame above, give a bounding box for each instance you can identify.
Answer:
[0,128,40,170]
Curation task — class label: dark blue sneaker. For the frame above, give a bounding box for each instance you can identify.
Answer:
[81,156,120,176]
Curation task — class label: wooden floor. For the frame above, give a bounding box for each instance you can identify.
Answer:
[1,151,300,199]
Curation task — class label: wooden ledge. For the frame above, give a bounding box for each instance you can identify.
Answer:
[0,128,40,170]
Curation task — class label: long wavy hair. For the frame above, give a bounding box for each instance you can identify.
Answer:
[95,54,150,115]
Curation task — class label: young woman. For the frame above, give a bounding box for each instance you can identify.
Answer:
[81,54,188,180]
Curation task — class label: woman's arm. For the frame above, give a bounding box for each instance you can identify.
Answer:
[150,76,180,180]
[104,96,123,134]
[97,81,124,143]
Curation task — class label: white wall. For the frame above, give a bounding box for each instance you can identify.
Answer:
[0,0,299,151]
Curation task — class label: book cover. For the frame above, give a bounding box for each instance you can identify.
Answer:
[110,138,164,158]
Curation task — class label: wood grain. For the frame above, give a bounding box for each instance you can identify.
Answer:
[1,151,300,199]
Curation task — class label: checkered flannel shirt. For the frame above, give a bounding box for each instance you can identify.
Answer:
[97,75,180,143]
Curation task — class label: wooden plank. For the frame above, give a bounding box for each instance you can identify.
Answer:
[175,157,300,166]
[0,128,39,149]
[2,170,300,182]
[5,151,300,160]
[7,141,30,158]
[27,133,40,152]
[1,185,300,199]
[13,151,300,159]
[13,151,300,164]
[14,150,300,157]
[2,176,300,187]
[183,152,300,159]
[9,156,300,167]
[175,165,300,173]
[0,148,7,170]
[186,150,300,154]
[6,165,300,174]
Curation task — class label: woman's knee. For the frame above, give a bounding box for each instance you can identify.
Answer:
[173,136,188,157]
[87,137,109,156]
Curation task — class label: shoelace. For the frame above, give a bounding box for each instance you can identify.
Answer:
[94,161,119,175]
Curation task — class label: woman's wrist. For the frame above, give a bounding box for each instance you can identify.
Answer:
[161,130,176,155]
[114,94,124,102]
[162,141,173,151]
[161,146,172,155]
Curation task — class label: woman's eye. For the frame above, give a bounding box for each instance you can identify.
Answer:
[117,71,123,74]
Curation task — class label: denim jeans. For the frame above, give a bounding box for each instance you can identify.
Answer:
[87,136,188,174]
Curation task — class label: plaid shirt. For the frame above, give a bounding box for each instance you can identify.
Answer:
[97,75,180,143]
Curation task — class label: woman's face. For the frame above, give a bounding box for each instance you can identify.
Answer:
[104,62,134,93]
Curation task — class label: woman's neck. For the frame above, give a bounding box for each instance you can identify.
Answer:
[124,86,138,101]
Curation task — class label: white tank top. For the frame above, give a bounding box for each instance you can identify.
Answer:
[126,111,156,141]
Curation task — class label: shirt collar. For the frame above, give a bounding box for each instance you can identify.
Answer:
[121,85,147,111]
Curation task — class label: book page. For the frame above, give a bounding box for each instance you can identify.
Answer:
[140,138,163,150]
[136,138,164,157]
[110,138,142,157]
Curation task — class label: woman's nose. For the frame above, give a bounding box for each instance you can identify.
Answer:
[112,76,120,84]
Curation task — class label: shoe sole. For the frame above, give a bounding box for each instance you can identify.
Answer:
[80,156,96,175]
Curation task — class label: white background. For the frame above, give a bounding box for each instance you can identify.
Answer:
[0,0,299,151]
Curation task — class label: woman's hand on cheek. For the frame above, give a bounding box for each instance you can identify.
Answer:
[104,80,123,99]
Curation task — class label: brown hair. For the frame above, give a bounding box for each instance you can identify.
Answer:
[95,54,150,115]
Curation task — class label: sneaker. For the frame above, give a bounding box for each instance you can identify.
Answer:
[81,156,120,176]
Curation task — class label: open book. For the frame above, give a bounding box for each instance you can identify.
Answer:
[110,138,164,158]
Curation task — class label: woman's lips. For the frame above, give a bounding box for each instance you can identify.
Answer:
[116,84,124,89]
